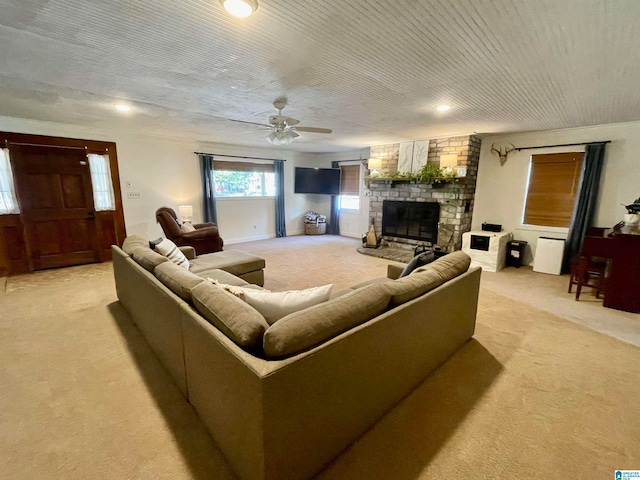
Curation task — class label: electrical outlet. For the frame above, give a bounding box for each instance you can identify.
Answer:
[127,191,141,199]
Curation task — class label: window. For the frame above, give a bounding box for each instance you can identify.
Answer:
[88,153,116,211]
[213,160,275,197]
[0,148,20,214]
[523,152,584,228]
[339,163,360,211]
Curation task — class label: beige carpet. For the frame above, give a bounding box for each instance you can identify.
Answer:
[1,235,639,479]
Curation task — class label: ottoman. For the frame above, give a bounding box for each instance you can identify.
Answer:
[188,249,266,286]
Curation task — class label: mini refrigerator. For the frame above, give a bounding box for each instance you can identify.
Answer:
[533,237,565,275]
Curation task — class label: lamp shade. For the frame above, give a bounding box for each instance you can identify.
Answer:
[368,157,383,171]
[178,205,193,220]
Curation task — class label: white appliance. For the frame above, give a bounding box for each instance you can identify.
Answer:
[462,231,513,272]
[533,237,565,275]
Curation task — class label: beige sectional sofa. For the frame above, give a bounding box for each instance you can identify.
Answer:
[112,236,481,480]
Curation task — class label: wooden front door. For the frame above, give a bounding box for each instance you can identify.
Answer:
[12,145,102,270]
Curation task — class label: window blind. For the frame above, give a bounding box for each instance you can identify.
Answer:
[523,152,584,228]
[214,160,274,173]
[340,164,360,195]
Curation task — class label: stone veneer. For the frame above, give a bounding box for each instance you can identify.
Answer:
[368,135,481,252]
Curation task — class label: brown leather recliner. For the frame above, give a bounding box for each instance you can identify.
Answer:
[155,207,223,255]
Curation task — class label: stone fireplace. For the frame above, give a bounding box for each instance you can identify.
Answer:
[382,200,440,243]
[368,135,481,252]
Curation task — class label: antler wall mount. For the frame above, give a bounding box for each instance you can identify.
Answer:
[491,143,516,166]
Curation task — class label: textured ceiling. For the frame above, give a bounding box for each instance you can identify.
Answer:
[1,0,639,152]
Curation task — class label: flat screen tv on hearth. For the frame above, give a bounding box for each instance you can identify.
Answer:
[294,167,341,195]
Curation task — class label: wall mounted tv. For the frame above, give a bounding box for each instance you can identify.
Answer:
[294,167,341,195]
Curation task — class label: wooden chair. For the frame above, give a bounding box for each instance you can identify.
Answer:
[567,236,609,300]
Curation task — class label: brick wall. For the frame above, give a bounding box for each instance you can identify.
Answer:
[367,135,481,251]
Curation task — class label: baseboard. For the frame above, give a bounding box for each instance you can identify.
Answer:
[339,231,361,239]
[225,233,276,245]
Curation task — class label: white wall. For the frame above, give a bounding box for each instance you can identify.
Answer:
[474,121,640,264]
[0,115,320,243]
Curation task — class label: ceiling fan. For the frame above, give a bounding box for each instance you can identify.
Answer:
[230,99,332,145]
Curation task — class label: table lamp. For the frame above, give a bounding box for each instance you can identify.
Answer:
[178,205,193,223]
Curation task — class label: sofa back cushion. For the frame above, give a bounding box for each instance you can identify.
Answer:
[122,235,150,255]
[263,283,391,359]
[191,282,269,351]
[413,251,471,280]
[121,235,170,272]
[154,262,206,302]
[131,247,169,272]
[385,251,471,307]
[385,269,443,307]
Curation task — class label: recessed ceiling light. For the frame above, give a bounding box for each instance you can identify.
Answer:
[114,104,131,112]
[219,0,258,17]
[436,105,451,112]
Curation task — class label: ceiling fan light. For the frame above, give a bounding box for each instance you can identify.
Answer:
[266,130,294,146]
[220,0,258,17]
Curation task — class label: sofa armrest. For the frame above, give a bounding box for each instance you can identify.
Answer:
[387,264,403,279]
[179,246,197,260]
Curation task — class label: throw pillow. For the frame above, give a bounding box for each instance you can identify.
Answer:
[154,238,190,270]
[180,222,196,233]
[208,280,333,325]
[399,251,436,277]
[149,237,163,249]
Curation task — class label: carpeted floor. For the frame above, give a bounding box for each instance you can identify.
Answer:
[1,235,639,479]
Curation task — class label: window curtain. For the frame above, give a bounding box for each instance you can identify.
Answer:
[0,148,20,214]
[327,161,340,235]
[562,143,607,272]
[274,160,286,237]
[87,154,116,211]
[199,154,218,224]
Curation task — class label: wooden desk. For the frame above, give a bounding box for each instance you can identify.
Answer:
[584,227,640,313]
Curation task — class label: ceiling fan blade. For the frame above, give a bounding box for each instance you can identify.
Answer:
[228,118,272,128]
[294,126,332,134]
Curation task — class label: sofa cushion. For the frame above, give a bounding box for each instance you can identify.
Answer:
[263,283,391,359]
[385,269,443,307]
[189,250,265,276]
[191,282,269,351]
[385,251,471,307]
[122,235,151,255]
[154,262,206,302]
[227,284,333,325]
[130,247,169,272]
[413,251,471,281]
[154,238,190,270]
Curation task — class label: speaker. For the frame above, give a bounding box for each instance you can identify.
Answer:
[481,222,502,232]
